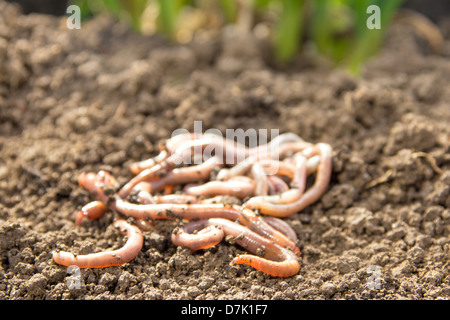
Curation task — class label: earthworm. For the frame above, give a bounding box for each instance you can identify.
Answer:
[119,156,222,198]
[132,183,200,204]
[172,132,310,167]
[165,132,197,153]
[245,155,307,206]
[267,175,289,194]
[238,207,300,257]
[291,154,308,188]
[152,194,200,204]
[183,176,255,199]
[131,190,155,204]
[133,217,155,231]
[243,143,332,217]
[53,219,143,268]
[77,171,299,255]
[75,171,119,224]
[250,163,268,196]
[75,201,107,226]
[231,252,300,277]
[113,200,242,221]
[172,218,300,277]
[258,159,296,179]
[171,135,248,165]
[144,156,223,193]
[246,132,309,159]
[129,149,169,174]
[121,133,315,197]
[262,217,297,242]
[216,160,253,181]
[118,160,176,198]
[258,154,321,178]
[112,200,299,255]
[78,170,119,203]
[214,139,312,181]
[199,195,241,205]
[171,223,224,251]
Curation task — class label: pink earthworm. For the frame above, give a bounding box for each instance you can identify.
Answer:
[183,176,255,199]
[78,170,119,203]
[133,217,155,231]
[215,139,312,181]
[238,207,300,257]
[215,156,295,185]
[172,133,310,167]
[258,159,296,179]
[199,195,241,205]
[111,200,299,255]
[75,170,120,225]
[53,219,143,268]
[262,217,297,242]
[118,159,177,198]
[171,135,248,165]
[129,149,169,174]
[131,183,200,204]
[171,223,224,251]
[267,175,290,194]
[246,153,308,207]
[216,160,253,181]
[76,171,238,220]
[113,200,241,221]
[121,133,312,197]
[144,156,223,193]
[250,163,269,196]
[152,194,200,204]
[75,201,107,226]
[132,190,155,204]
[271,141,312,159]
[259,153,321,179]
[291,154,308,188]
[246,133,310,159]
[243,143,332,217]
[119,155,222,198]
[172,218,300,277]
[165,132,198,153]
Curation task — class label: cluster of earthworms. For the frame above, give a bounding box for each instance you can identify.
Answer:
[53,132,332,277]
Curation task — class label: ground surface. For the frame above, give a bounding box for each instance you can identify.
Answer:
[0,1,449,300]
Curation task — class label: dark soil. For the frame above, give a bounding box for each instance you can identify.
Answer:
[0,1,449,300]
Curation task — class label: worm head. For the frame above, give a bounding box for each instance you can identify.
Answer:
[78,170,118,202]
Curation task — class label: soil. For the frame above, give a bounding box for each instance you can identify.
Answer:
[0,0,449,300]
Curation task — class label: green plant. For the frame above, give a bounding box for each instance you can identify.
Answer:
[273,0,305,63]
[310,0,404,73]
[71,0,404,74]
[73,0,148,31]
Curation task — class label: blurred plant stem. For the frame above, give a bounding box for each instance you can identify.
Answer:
[311,0,404,74]
[156,0,183,39]
[220,0,239,23]
[274,0,305,63]
[118,0,148,31]
[347,0,404,74]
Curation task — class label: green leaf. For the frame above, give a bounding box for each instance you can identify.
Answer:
[274,0,305,62]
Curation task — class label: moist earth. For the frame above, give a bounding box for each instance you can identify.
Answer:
[0,1,449,300]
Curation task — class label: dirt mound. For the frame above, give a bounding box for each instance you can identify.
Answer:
[0,1,449,299]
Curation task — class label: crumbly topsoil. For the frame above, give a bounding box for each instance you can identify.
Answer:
[0,1,449,300]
